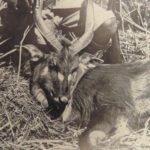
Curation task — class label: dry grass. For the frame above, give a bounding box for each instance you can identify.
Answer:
[0,66,79,150]
[120,29,150,62]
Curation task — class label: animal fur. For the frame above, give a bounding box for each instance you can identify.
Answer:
[62,59,150,150]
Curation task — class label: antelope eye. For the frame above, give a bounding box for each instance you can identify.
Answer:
[58,72,64,82]
[50,91,55,97]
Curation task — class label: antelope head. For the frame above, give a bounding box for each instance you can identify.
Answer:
[33,0,101,105]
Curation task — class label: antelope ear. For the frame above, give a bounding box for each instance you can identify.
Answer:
[19,44,44,62]
[48,56,59,70]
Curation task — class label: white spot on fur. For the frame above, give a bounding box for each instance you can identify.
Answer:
[89,130,106,146]
[58,72,64,82]
[36,93,48,108]
[61,96,68,103]
[41,66,49,76]
[88,63,96,68]
[68,74,72,82]
[79,63,88,72]
[54,97,59,102]
[62,102,72,122]
[110,116,130,142]
[31,57,40,62]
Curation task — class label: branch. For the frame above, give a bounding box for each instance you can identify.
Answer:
[2,102,15,138]
[123,17,150,34]
[17,24,33,83]
[0,38,11,46]
[0,49,17,60]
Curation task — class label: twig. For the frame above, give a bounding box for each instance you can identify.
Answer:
[20,139,70,144]
[123,17,150,34]
[119,0,125,32]
[123,9,137,18]
[118,0,126,62]
[121,53,145,58]
[0,49,17,60]
[0,122,9,131]
[0,37,11,45]
[4,142,26,149]
[39,144,47,150]
[137,5,144,27]
[17,24,33,83]
[2,102,15,138]
[0,61,6,66]
[145,23,150,57]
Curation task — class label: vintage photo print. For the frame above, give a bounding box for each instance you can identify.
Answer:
[0,0,150,150]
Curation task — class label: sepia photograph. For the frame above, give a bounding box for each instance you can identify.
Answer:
[0,0,150,149]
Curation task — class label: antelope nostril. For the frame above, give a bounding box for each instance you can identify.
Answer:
[61,96,68,103]
[50,91,53,97]
[54,97,59,102]
[65,87,68,93]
